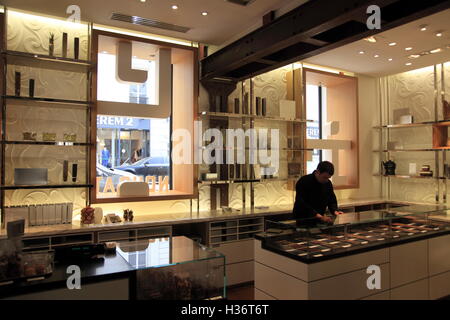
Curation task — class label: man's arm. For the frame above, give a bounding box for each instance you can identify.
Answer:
[327,182,339,215]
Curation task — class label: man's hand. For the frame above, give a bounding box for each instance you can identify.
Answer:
[316,214,333,223]
[334,211,344,215]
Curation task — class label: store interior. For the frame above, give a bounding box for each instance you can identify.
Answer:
[0,0,449,300]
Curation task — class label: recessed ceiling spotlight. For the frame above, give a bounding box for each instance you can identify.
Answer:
[140,0,146,2]
[388,58,393,61]
[172,5,179,9]
[364,36,377,43]
[374,54,379,58]
[101,51,108,54]
[359,51,365,54]
[420,25,427,31]
[436,32,443,37]
[430,48,442,53]
[405,47,412,51]
[405,62,412,66]
[389,42,397,46]
[409,54,420,59]
[201,11,208,16]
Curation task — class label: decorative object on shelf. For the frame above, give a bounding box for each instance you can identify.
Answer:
[279,99,296,119]
[28,79,35,98]
[49,33,55,57]
[201,173,218,181]
[94,207,103,224]
[25,203,73,226]
[234,98,240,114]
[443,99,450,120]
[409,163,417,175]
[262,98,267,116]
[253,164,261,179]
[123,209,134,222]
[80,206,95,225]
[399,114,413,124]
[419,165,433,177]
[221,206,232,213]
[63,160,68,182]
[72,163,78,182]
[288,163,301,176]
[14,168,48,185]
[243,92,249,114]
[104,213,122,224]
[15,71,21,96]
[63,133,77,142]
[22,132,37,141]
[117,181,149,197]
[255,97,261,116]
[62,32,68,58]
[74,37,80,60]
[393,108,410,124]
[42,132,56,142]
[382,160,396,175]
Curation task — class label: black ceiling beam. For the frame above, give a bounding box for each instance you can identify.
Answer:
[201,0,450,81]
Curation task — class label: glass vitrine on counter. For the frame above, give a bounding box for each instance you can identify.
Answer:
[260,205,450,263]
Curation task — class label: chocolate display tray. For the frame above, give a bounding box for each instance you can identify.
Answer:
[261,217,450,263]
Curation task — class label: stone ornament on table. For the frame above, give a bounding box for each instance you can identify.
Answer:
[94,207,103,225]
[123,209,134,222]
[80,206,95,225]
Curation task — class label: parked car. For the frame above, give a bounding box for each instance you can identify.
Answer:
[96,163,137,190]
[116,156,170,177]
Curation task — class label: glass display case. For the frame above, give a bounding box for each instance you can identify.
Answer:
[261,205,450,262]
[116,236,226,300]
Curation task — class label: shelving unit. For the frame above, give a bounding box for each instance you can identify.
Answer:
[0,8,93,226]
[208,217,264,245]
[375,63,448,204]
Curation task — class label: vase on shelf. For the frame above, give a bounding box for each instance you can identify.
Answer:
[382,160,396,175]
[49,33,55,57]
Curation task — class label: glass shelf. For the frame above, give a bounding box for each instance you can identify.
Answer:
[199,111,311,123]
[2,50,91,66]
[373,174,445,180]
[198,177,298,184]
[4,95,91,106]
[2,141,91,146]
[373,149,440,152]
[0,184,93,190]
[373,120,450,129]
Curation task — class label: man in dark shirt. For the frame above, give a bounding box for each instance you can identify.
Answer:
[293,161,343,226]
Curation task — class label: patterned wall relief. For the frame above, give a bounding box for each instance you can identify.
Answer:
[7,66,87,101]
[390,179,437,203]
[388,66,435,123]
[6,104,87,142]
[4,145,87,186]
[7,10,89,60]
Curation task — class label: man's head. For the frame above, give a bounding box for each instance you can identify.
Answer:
[314,161,334,184]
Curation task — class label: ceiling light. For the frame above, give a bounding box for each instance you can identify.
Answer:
[405,47,412,51]
[359,51,365,54]
[388,58,393,61]
[405,62,412,66]
[171,5,178,9]
[140,0,146,2]
[436,32,443,37]
[420,25,427,31]
[389,42,397,46]
[374,54,379,58]
[409,54,420,59]
[430,48,442,53]
[201,12,208,16]
[364,36,377,43]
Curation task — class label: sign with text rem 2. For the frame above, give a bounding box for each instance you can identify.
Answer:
[97,36,172,119]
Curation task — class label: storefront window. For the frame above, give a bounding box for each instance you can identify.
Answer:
[96,115,171,197]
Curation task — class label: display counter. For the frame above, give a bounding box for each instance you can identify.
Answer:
[0,236,225,300]
[254,205,450,300]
